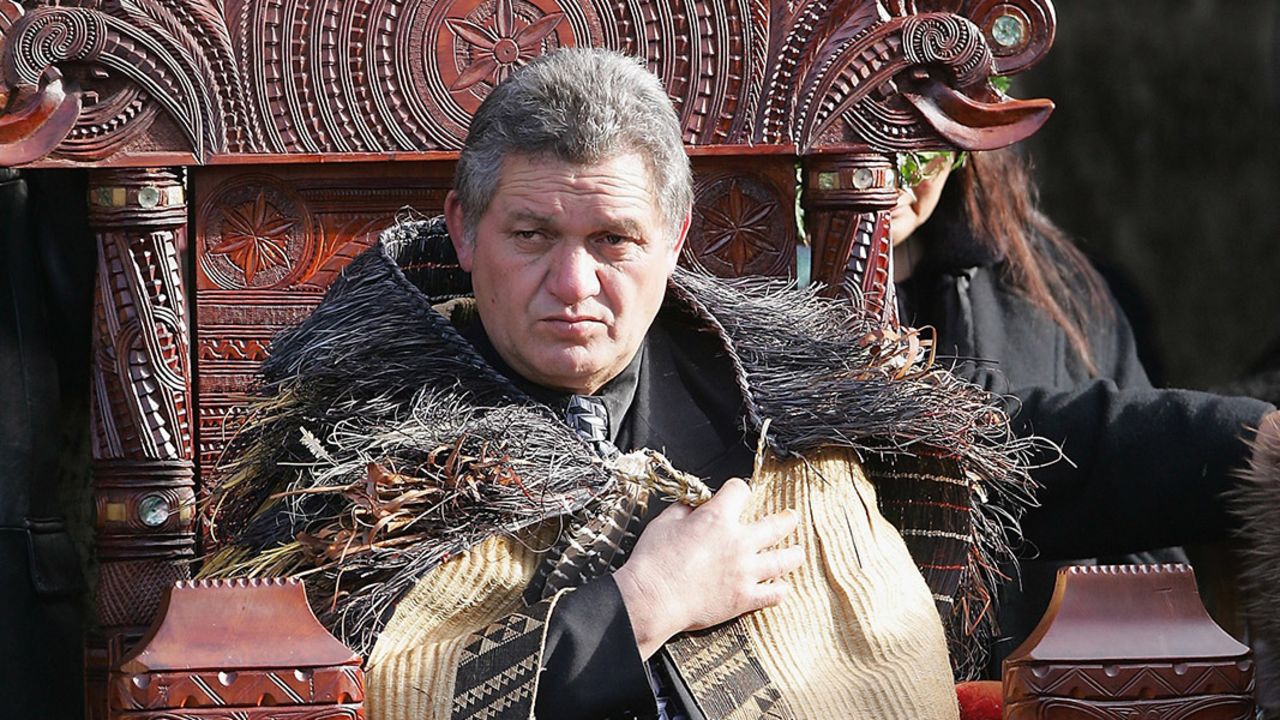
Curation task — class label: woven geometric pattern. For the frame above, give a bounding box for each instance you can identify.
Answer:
[708,448,959,720]
[865,453,973,611]
[451,602,550,720]
[666,625,795,720]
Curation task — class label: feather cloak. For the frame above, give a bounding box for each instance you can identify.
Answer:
[201,217,1043,683]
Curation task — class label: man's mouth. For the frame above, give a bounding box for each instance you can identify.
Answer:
[543,316,605,335]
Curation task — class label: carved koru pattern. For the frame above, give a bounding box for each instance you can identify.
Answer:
[0,4,1067,718]
[59,80,162,161]
[88,167,198,719]
[91,172,193,465]
[902,13,992,87]
[1,0,1055,163]
[826,14,990,152]
[962,0,1058,75]
[0,1,241,162]
[686,171,794,278]
[231,0,603,152]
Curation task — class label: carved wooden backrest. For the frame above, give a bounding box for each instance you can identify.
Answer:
[0,0,1057,716]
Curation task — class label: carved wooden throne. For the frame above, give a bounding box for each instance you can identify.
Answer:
[0,0,1058,716]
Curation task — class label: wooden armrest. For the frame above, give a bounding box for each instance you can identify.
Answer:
[1003,564,1254,719]
[109,578,365,719]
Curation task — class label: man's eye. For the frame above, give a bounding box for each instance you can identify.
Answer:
[600,234,630,246]
[513,230,542,240]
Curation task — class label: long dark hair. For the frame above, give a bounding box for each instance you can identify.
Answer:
[950,147,1112,375]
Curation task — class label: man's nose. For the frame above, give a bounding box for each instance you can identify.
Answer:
[546,242,602,305]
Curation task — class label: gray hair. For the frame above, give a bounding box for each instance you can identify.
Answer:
[453,47,692,242]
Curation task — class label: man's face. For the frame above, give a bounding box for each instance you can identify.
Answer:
[446,152,688,395]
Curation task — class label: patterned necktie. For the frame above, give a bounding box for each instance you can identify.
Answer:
[565,394,620,460]
[566,395,687,720]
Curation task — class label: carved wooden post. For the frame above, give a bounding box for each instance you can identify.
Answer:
[86,168,195,720]
[803,150,899,324]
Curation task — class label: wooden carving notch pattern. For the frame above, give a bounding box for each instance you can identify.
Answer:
[792,11,995,151]
[91,173,193,462]
[198,337,271,362]
[802,152,898,312]
[1005,695,1255,720]
[0,0,1056,162]
[0,3,1066,720]
[94,231,192,459]
[3,6,187,161]
[1005,662,1256,701]
[112,667,364,709]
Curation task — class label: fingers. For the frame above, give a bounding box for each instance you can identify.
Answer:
[747,508,799,551]
[654,499,694,522]
[746,579,792,612]
[701,477,750,517]
[752,545,804,583]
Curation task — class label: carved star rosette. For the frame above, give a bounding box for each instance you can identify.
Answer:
[197,176,315,290]
[416,0,603,139]
[686,174,795,278]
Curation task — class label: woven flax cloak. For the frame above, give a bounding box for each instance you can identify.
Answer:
[202,218,1041,719]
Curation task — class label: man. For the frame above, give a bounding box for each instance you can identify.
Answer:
[210,48,1280,720]
[440,47,805,712]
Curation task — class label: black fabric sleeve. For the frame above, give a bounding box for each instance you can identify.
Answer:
[1006,380,1275,560]
[535,575,657,719]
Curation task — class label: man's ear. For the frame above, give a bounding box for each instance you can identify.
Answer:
[444,190,474,272]
[669,209,691,268]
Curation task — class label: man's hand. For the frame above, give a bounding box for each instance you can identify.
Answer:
[612,478,802,659]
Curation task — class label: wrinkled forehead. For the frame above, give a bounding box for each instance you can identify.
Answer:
[487,152,665,222]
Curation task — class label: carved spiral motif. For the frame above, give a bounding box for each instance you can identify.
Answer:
[12,9,105,86]
[900,14,992,88]
[58,84,160,161]
[965,0,1056,75]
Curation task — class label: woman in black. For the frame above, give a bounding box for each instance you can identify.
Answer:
[885,147,1278,681]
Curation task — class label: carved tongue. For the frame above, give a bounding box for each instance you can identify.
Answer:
[0,70,81,166]
[902,77,1054,151]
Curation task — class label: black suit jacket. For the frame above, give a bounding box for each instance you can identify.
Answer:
[534,301,755,719]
